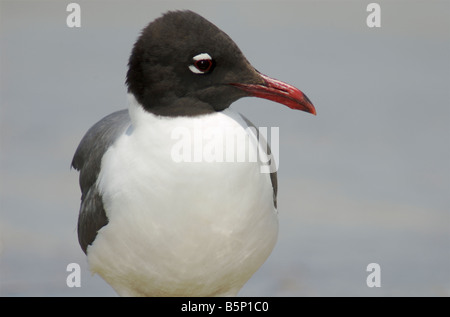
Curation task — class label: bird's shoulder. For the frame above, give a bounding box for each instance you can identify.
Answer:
[72,109,131,253]
[72,109,131,195]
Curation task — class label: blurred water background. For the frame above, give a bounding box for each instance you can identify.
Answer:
[0,0,449,296]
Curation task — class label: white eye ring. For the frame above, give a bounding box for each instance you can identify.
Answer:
[189,53,213,74]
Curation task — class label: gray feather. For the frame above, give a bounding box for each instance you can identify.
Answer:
[72,109,131,253]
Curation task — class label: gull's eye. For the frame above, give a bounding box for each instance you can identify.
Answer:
[189,53,214,74]
[195,59,213,72]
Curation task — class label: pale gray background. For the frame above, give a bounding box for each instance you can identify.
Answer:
[0,0,449,296]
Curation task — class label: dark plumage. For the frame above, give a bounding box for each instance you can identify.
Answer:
[126,11,262,116]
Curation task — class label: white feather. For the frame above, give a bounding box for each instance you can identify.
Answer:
[88,94,278,296]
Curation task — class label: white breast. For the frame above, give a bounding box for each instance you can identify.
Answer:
[88,95,278,296]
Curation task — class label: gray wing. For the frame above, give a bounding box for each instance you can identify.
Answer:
[72,109,131,253]
[238,114,277,209]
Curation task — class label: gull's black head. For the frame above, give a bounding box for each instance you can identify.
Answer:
[126,10,316,117]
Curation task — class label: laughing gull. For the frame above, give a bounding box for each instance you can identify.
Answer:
[72,10,315,297]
